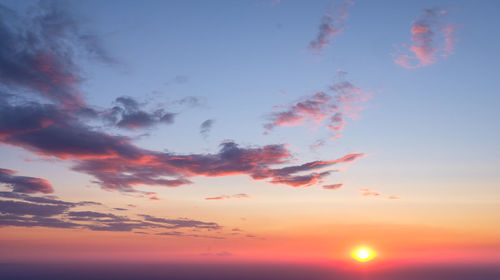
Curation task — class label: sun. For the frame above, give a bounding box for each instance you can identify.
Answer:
[351,246,376,262]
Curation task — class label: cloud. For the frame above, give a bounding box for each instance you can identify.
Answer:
[308,0,354,52]
[360,189,381,197]
[322,183,343,190]
[0,200,70,216]
[394,8,457,69]
[139,214,222,230]
[0,1,114,108]
[104,96,176,130]
[0,191,224,234]
[200,119,215,139]
[264,72,368,139]
[205,193,250,200]
[359,189,400,199]
[0,168,53,194]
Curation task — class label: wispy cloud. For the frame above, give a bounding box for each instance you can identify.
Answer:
[264,72,368,140]
[205,193,250,200]
[0,191,224,234]
[360,189,401,200]
[394,8,457,69]
[322,183,343,190]
[200,119,215,139]
[308,0,354,53]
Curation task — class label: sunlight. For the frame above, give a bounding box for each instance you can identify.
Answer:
[351,246,377,262]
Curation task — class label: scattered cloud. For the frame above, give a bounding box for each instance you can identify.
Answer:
[394,8,457,68]
[0,1,365,196]
[308,0,354,53]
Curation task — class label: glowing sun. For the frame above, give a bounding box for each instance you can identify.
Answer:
[351,246,376,262]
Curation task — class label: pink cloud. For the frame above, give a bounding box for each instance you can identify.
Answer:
[205,193,251,200]
[394,8,457,69]
[264,72,368,139]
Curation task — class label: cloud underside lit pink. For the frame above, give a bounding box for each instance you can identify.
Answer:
[394,8,457,69]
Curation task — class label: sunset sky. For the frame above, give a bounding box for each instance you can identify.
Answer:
[0,0,499,273]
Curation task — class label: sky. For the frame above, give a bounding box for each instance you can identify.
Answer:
[0,0,499,275]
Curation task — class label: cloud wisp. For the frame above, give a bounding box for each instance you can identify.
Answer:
[308,0,354,53]
[322,183,343,190]
[205,193,250,200]
[200,119,215,139]
[360,189,401,200]
[394,8,457,69]
[264,72,368,140]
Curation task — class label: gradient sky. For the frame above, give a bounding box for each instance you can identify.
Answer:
[0,0,499,268]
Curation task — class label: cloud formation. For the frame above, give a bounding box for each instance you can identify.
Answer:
[394,8,457,68]
[0,168,53,194]
[0,190,223,234]
[104,96,176,130]
[308,0,353,52]
[264,72,368,139]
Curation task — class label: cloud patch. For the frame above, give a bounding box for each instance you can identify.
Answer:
[104,96,176,130]
[264,72,368,140]
[308,0,354,53]
[394,8,457,68]
[205,193,250,200]
[0,168,53,194]
[200,119,215,139]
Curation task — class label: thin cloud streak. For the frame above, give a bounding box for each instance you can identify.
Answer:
[205,193,251,200]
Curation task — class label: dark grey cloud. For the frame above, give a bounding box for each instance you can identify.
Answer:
[0,168,53,194]
[0,200,70,216]
[139,214,222,230]
[0,1,114,107]
[0,192,224,235]
[104,96,176,130]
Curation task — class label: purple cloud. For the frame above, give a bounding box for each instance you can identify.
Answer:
[0,168,53,194]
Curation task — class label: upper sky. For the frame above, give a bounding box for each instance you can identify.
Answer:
[0,0,499,265]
